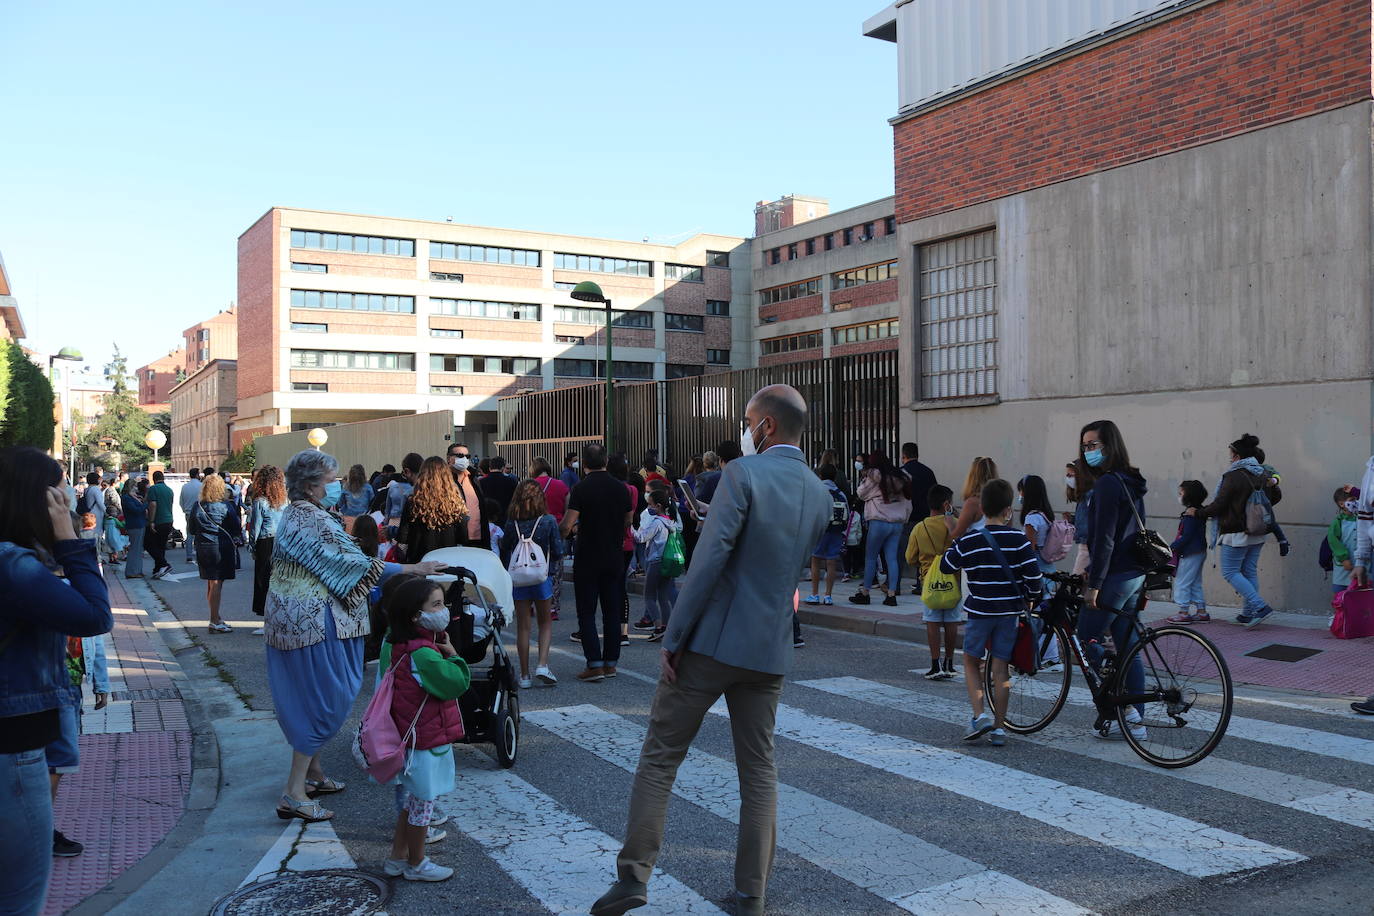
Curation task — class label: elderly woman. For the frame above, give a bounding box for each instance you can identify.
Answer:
[266,449,443,822]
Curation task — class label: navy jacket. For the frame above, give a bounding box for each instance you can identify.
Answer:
[1086,471,1149,589]
[0,539,113,718]
[1171,514,1206,557]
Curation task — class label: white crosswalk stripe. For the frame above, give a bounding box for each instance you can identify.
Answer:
[525,704,1093,915]
[804,676,1374,832]
[440,748,725,915]
[706,701,1304,877]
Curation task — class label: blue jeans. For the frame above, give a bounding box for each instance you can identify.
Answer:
[0,747,53,915]
[863,520,903,593]
[642,560,678,626]
[125,526,146,577]
[1173,552,1206,611]
[1076,572,1146,716]
[83,635,110,695]
[1219,542,1266,616]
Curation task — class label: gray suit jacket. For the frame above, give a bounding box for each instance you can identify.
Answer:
[663,446,831,675]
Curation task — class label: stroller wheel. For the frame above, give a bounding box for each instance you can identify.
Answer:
[495,693,520,769]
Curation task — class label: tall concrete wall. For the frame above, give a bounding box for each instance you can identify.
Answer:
[897,104,1374,613]
[253,410,457,477]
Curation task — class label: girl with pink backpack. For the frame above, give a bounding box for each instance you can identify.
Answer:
[375,578,471,882]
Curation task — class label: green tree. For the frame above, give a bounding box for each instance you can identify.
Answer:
[0,342,56,450]
[88,345,153,469]
[220,440,256,473]
[150,409,172,457]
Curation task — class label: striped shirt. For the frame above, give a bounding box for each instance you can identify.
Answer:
[939,524,1043,617]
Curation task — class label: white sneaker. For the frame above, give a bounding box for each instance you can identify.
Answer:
[518,677,533,689]
[383,857,407,876]
[403,857,453,882]
[252,627,265,635]
[534,666,557,685]
[424,826,447,844]
[430,809,449,827]
[964,713,995,741]
[1095,719,1147,742]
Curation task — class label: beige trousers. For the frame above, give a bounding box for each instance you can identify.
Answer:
[616,651,784,898]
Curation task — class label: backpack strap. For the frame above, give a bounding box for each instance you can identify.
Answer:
[977,528,1033,602]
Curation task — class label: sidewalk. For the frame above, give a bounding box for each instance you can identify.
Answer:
[44,573,194,915]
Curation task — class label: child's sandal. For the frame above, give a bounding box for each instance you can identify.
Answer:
[1165,612,1199,624]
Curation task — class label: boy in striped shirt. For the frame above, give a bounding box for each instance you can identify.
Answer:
[939,478,1042,746]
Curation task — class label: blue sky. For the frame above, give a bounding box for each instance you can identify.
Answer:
[0,1,895,375]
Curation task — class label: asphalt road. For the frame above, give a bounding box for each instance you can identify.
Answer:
[145,555,1374,916]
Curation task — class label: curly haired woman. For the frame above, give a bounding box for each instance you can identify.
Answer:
[397,456,482,560]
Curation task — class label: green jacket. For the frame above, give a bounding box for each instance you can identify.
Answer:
[1328,511,1357,565]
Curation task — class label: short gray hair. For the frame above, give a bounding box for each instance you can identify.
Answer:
[285,449,338,502]
[702,450,719,469]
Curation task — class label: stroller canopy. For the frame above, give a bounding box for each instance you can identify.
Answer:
[420,545,514,618]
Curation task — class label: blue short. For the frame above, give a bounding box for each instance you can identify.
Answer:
[963,614,1018,662]
[46,703,80,774]
[923,603,961,624]
[812,531,844,561]
[512,575,555,602]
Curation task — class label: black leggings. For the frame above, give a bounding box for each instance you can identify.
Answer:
[252,537,274,616]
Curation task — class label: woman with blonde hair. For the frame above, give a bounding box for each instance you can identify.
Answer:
[190,473,244,633]
[397,456,474,559]
[249,465,289,630]
[950,457,999,540]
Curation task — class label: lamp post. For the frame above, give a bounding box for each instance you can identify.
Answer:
[47,346,83,481]
[570,281,614,453]
[306,427,329,450]
[144,429,167,468]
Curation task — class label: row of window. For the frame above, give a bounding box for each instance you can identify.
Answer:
[759,278,821,306]
[292,262,327,273]
[291,289,416,314]
[293,381,468,396]
[664,263,702,282]
[833,260,898,289]
[434,298,539,321]
[290,350,415,370]
[431,271,464,282]
[553,253,652,277]
[765,216,896,265]
[431,355,541,375]
[760,332,823,356]
[552,306,653,329]
[291,230,416,257]
[707,349,730,365]
[429,242,541,267]
[707,299,729,316]
[553,359,654,379]
[833,318,899,345]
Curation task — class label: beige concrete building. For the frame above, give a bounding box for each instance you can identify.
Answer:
[0,252,25,342]
[170,358,237,470]
[183,308,237,375]
[233,207,750,452]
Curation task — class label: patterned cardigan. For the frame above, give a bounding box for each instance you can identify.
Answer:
[264,500,385,650]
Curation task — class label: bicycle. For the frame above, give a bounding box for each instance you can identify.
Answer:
[985,571,1233,768]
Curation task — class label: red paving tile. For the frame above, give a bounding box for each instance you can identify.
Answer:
[43,575,193,916]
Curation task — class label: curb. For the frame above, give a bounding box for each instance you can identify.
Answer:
[798,605,932,644]
[66,575,225,916]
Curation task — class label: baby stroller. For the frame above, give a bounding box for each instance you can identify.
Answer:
[420,547,521,768]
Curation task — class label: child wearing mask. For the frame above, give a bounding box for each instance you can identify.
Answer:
[906,485,958,680]
[1328,485,1360,600]
[1167,480,1209,623]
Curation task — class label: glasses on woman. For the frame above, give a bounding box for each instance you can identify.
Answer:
[1082,441,1103,453]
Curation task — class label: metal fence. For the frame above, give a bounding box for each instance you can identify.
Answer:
[495,350,899,471]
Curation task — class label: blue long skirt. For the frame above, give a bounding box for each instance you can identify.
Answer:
[266,610,364,755]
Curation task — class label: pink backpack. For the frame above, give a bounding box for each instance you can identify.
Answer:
[1331,583,1374,639]
[351,652,427,783]
[1040,516,1076,564]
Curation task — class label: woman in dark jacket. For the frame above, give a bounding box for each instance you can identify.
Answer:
[398,456,480,559]
[1189,433,1283,627]
[0,447,113,915]
[1077,420,1148,740]
[121,478,148,579]
[190,474,244,634]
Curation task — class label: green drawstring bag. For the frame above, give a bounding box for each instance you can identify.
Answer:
[659,529,687,578]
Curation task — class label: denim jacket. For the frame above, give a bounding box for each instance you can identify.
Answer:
[249,498,284,543]
[0,539,113,718]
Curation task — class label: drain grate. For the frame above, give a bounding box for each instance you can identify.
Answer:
[1244,643,1323,663]
[209,869,391,915]
[111,687,182,701]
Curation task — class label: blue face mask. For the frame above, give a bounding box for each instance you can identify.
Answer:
[1083,448,1106,468]
[321,480,342,509]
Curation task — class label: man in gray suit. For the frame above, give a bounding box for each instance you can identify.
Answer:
[591,384,832,916]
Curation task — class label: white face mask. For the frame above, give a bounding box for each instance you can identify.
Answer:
[854,460,865,472]
[419,608,450,632]
[451,457,470,472]
[1064,476,1076,489]
[571,461,579,470]
[741,420,767,457]
[1015,494,1023,507]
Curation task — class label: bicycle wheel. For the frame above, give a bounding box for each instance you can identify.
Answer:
[991,623,1071,734]
[1117,626,1232,768]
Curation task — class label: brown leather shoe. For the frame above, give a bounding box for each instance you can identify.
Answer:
[576,668,606,682]
[590,879,647,915]
[603,666,618,678]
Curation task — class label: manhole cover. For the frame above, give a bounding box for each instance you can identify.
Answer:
[210,869,391,915]
[1245,643,1322,663]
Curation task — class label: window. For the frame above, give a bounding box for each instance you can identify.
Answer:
[197,329,209,341]
[553,281,577,290]
[758,278,821,306]
[146,370,155,381]
[199,347,208,361]
[552,252,653,276]
[291,230,415,257]
[805,239,815,256]
[555,334,585,344]
[290,350,415,370]
[664,263,703,282]
[666,364,704,379]
[610,360,653,379]
[884,216,896,235]
[553,306,653,329]
[760,332,822,356]
[665,313,703,332]
[291,381,328,392]
[919,229,998,400]
[832,318,899,345]
[554,358,597,377]
[429,386,464,395]
[429,242,540,266]
[290,289,416,314]
[291,262,327,273]
[552,359,651,378]
[705,250,729,267]
[832,261,898,289]
[429,328,465,338]
[432,298,539,321]
[429,355,540,375]
[291,322,328,333]
[787,244,798,261]
[769,248,781,265]
[842,228,853,245]
[862,222,875,240]
[706,300,730,316]
[824,234,834,251]
[707,349,730,365]
[430,271,465,282]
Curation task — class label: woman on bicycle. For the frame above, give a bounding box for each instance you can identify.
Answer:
[1078,420,1148,741]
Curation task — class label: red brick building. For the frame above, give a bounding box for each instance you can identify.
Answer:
[135,348,186,412]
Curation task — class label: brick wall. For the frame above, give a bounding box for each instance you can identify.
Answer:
[704,266,732,301]
[830,277,898,313]
[432,260,542,289]
[288,370,415,394]
[291,310,417,336]
[551,273,654,300]
[237,211,278,400]
[830,337,899,359]
[704,317,731,350]
[553,324,654,348]
[429,316,543,342]
[894,0,1372,223]
[288,249,415,280]
[663,279,707,312]
[759,350,819,368]
[759,293,822,324]
[231,426,281,451]
[436,372,544,397]
[665,332,706,363]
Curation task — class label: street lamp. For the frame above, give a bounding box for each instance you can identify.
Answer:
[144,429,167,467]
[570,280,614,453]
[47,346,83,481]
[306,427,329,450]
